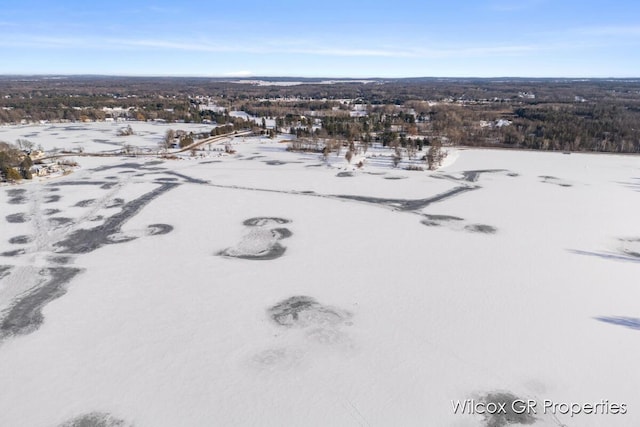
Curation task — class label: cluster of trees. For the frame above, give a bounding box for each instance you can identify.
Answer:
[0,142,32,181]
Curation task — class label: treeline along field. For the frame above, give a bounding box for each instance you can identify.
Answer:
[1,76,639,153]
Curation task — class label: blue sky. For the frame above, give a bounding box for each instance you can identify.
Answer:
[2,0,639,77]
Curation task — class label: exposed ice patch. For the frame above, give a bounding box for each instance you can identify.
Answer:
[477,392,537,427]
[594,316,640,331]
[54,183,178,254]
[619,237,640,258]
[74,199,97,207]
[6,188,27,204]
[0,267,82,339]
[8,235,33,245]
[465,224,498,234]
[421,214,464,227]
[5,213,29,223]
[336,171,354,177]
[1,249,26,257]
[49,217,73,226]
[0,265,11,280]
[58,412,131,427]
[219,217,292,260]
[44,208,62,216]
[45,194,62,203]
[539,175,572,187]
[269,296,351,329]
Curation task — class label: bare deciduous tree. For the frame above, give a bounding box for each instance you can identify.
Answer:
[426,140,447,170]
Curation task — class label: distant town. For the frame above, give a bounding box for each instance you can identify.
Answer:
[2,76,639,182]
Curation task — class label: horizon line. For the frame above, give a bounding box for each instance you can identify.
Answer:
[1,73,640,81]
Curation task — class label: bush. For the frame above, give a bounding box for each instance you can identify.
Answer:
[118,125,134,136]
[3,167,22,181]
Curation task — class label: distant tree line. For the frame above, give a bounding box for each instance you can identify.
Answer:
[1,76,640,153]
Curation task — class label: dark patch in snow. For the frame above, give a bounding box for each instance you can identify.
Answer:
[462,169,509,182]
[58,412,130,427]
[1,249,26,257]
[100,182,118,190]
[61,125,90,131]
[159,171,209,184]
[268,296,351,328]
[243,217,290,227]
[9,235,33,244]
[74,199,96,207]
[568,249,640,264]
[147,224,173,236]
[49,256,73,265]
[49,217,73,226]
[219,217,292,260]
[478,392,537,427]
[539,175,572,187]
[383,176,407,180]
[421,214,465,227]
[106,198,125,208]
[154,177,179,182]
[0,267,82,339]
[335,186,476,211]
[51,181,108,186]
[619,237,640,258]
[93,162,145,172]
[54,183,179,254]
[6,213,29,223]
[44,194,62,203]
[265,160,287,166]
[219,243,287,261]
[272,228,293,239]
[199,160,222,164]
[465,224,498,234]
[6,188,27,204]
[336,171,354,177]
[620,177,640,191]
[0,265,11,280]
[44,208,61,216]
[423,214,464,222]
[92,139,121,147]
[594,316,640,331]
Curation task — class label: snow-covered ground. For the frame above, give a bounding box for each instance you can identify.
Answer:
[0,121,217,154]
[1,124,639,427]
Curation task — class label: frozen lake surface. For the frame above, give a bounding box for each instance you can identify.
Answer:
[1,123,639,426]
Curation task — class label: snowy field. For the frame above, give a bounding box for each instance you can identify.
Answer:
[0,121,216,153]
[1,123,639,427]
